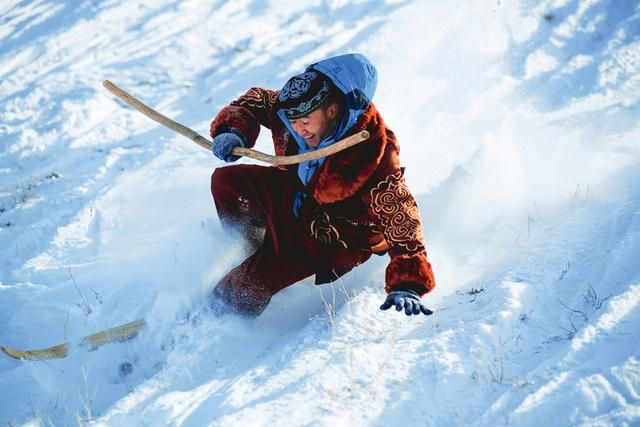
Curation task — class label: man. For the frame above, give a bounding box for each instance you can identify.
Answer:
[209,53,435,317]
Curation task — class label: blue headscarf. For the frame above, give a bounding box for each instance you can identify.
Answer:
[277,53,378,216]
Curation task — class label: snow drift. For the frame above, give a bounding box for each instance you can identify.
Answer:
[1,0,639,425]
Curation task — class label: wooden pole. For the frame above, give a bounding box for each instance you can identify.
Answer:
[103,80,369,166]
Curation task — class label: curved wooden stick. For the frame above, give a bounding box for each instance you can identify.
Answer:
[103,80,369,166]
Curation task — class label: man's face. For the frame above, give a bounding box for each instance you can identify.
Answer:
[289,103,338,148]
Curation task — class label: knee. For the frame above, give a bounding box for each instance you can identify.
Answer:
[212,166,247,205]
[211,166,232,199]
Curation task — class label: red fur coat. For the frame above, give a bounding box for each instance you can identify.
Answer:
[210,88,435,295]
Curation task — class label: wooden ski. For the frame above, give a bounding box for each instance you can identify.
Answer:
[1,319,146,361]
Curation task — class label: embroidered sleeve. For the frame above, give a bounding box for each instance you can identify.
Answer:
[368,169,435,295]
[230,88,280,129]
[210,87,279,148]
[370,171,425,253]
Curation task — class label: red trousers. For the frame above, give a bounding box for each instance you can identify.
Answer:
[210,165,370,316]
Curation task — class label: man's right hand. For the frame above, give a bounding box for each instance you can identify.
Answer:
[212,132,244,162]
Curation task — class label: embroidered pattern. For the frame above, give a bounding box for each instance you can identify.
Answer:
[279,71,319,100]
[310,210,347,248]
[232,88,279,125]
[281,81,330,119]
[370,172,425,253]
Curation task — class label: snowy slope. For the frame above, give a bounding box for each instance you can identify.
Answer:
[1,0,639,425]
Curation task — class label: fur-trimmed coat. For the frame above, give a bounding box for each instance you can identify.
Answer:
[210,88,435,296]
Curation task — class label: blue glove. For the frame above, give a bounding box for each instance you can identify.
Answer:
[380,289,433,316]
[212,132,244,162]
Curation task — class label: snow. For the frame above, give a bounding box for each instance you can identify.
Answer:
[1,0,639,425]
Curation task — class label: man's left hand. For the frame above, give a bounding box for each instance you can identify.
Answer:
[380,289,433,316]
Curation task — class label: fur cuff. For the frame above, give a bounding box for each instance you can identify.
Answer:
[385,252,435,295]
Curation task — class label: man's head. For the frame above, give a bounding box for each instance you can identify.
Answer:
[279,71,343,148]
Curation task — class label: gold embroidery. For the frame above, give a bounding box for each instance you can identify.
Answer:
[310,210,347,248]
[233,88,279,111]
[370,172,425,253]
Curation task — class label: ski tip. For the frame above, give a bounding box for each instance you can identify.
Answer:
[1,318,147,361]
[1,343,69,361]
